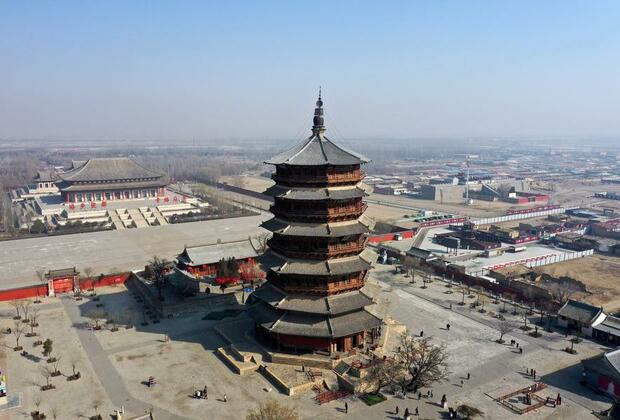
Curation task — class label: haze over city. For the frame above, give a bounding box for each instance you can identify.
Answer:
[2,3,620,420]
[1,1,619,142]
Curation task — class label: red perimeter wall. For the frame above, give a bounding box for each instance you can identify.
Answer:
[0,272,131,302]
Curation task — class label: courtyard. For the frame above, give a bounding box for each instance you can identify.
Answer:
[1,266,613,419]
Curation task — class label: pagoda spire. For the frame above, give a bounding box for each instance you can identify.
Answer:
[312,87,325,135]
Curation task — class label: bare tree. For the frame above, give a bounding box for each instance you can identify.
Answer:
[246,399,299,420]
[35,269,46,303]
[69,357,80,379]
[521,309,532,330]
[86,309,107,330]
[40,366,54,390]
[21,299,32,323]
[9,300,22,320]
[364,357,403,394]
[478,295,488,313]
[496,319,514,343]
[458,286,467,305]
[50,406,59,420]
[401,255,420,282]
[82,266,94,280]
[253,232,271,253]
[12,321,25,350]
[52,355,62,375]
[394,334,449,390]
[145,256,173,299]
[33,394,42,415]
[549,281,580,306]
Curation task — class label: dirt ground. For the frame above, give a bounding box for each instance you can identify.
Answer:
[534,254,620,311]
[550,180,620,211]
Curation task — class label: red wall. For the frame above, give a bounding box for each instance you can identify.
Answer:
[0,272,131,302]
[0,285,48,302]
[78,273,131,289]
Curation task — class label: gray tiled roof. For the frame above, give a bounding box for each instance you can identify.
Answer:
[558,299,603,324]
[253,305,381,339]
[594,316,620,336]
[252,283,375,315]
[59,157,165,182]
[264,183,370,201]
[177,239,258,267]
[329,309,382,337]
[265,134,370,166]
[582,348,620,383]
[35,170,58,182]
[46,267,78,278]
[261,216,374,237]
[260,248,376,276]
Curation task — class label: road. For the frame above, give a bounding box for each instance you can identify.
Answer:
[0,213,269,290]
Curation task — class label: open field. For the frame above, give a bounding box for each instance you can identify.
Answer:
[550,180,620,211]
[533,254,620,312]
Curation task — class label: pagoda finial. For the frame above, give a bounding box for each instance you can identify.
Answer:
[312,87,325,135]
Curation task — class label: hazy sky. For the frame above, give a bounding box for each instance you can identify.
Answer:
[1,1,619,142]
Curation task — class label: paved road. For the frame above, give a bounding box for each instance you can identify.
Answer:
[60,296,189,420]
[0,213,269,290]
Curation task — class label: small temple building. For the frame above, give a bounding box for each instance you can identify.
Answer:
[176,238,260,277]
[56,157,168,203]
[248,92,382,355]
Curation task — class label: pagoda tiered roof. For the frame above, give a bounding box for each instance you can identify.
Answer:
[260,216,374,237]
[249,301,382,339]
[264,183,371,200]
[260,248,376,276]
[251,283,376,315]
[265,136,369,166]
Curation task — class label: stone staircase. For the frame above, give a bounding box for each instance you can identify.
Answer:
[150,207,168,225]
[108,211,125,230]
[127,208,149,228]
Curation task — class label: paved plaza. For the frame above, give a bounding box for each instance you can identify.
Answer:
[0,213,268,290]
[2,264,613,419]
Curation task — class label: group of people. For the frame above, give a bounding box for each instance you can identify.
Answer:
[194,386,208,400]
[510,339,524,354]
[393,405,419,419]
[545,393,562,408]
[526,368,538,380]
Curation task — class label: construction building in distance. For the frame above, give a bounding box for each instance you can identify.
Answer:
[248,93,382,354]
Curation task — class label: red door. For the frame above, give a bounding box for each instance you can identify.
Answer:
[52,277,74,294]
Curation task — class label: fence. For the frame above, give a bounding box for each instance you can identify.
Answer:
[472,206,565,226]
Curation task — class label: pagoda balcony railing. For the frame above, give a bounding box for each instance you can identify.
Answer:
[270,203,367,220]
[272,170,364,186]
[272,277,366,295]
[268,241,366,259]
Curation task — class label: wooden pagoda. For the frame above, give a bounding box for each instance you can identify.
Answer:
[248,93,382,354]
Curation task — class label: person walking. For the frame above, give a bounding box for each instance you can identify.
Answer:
[395,406,399,415]
[404,407,409,417]
[446,323,451,331]
[460,379,464,387]
[344,402,348,413]
[420,330,424,337]
[223,394,227,403]
[467,372,470,380]
[415,407,419,416]
[417,391,421,400]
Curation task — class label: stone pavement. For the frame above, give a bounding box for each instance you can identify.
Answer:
[60,296,188,419]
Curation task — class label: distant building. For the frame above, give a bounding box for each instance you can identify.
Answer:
[32,170,59,194]
[56,157,168,203]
